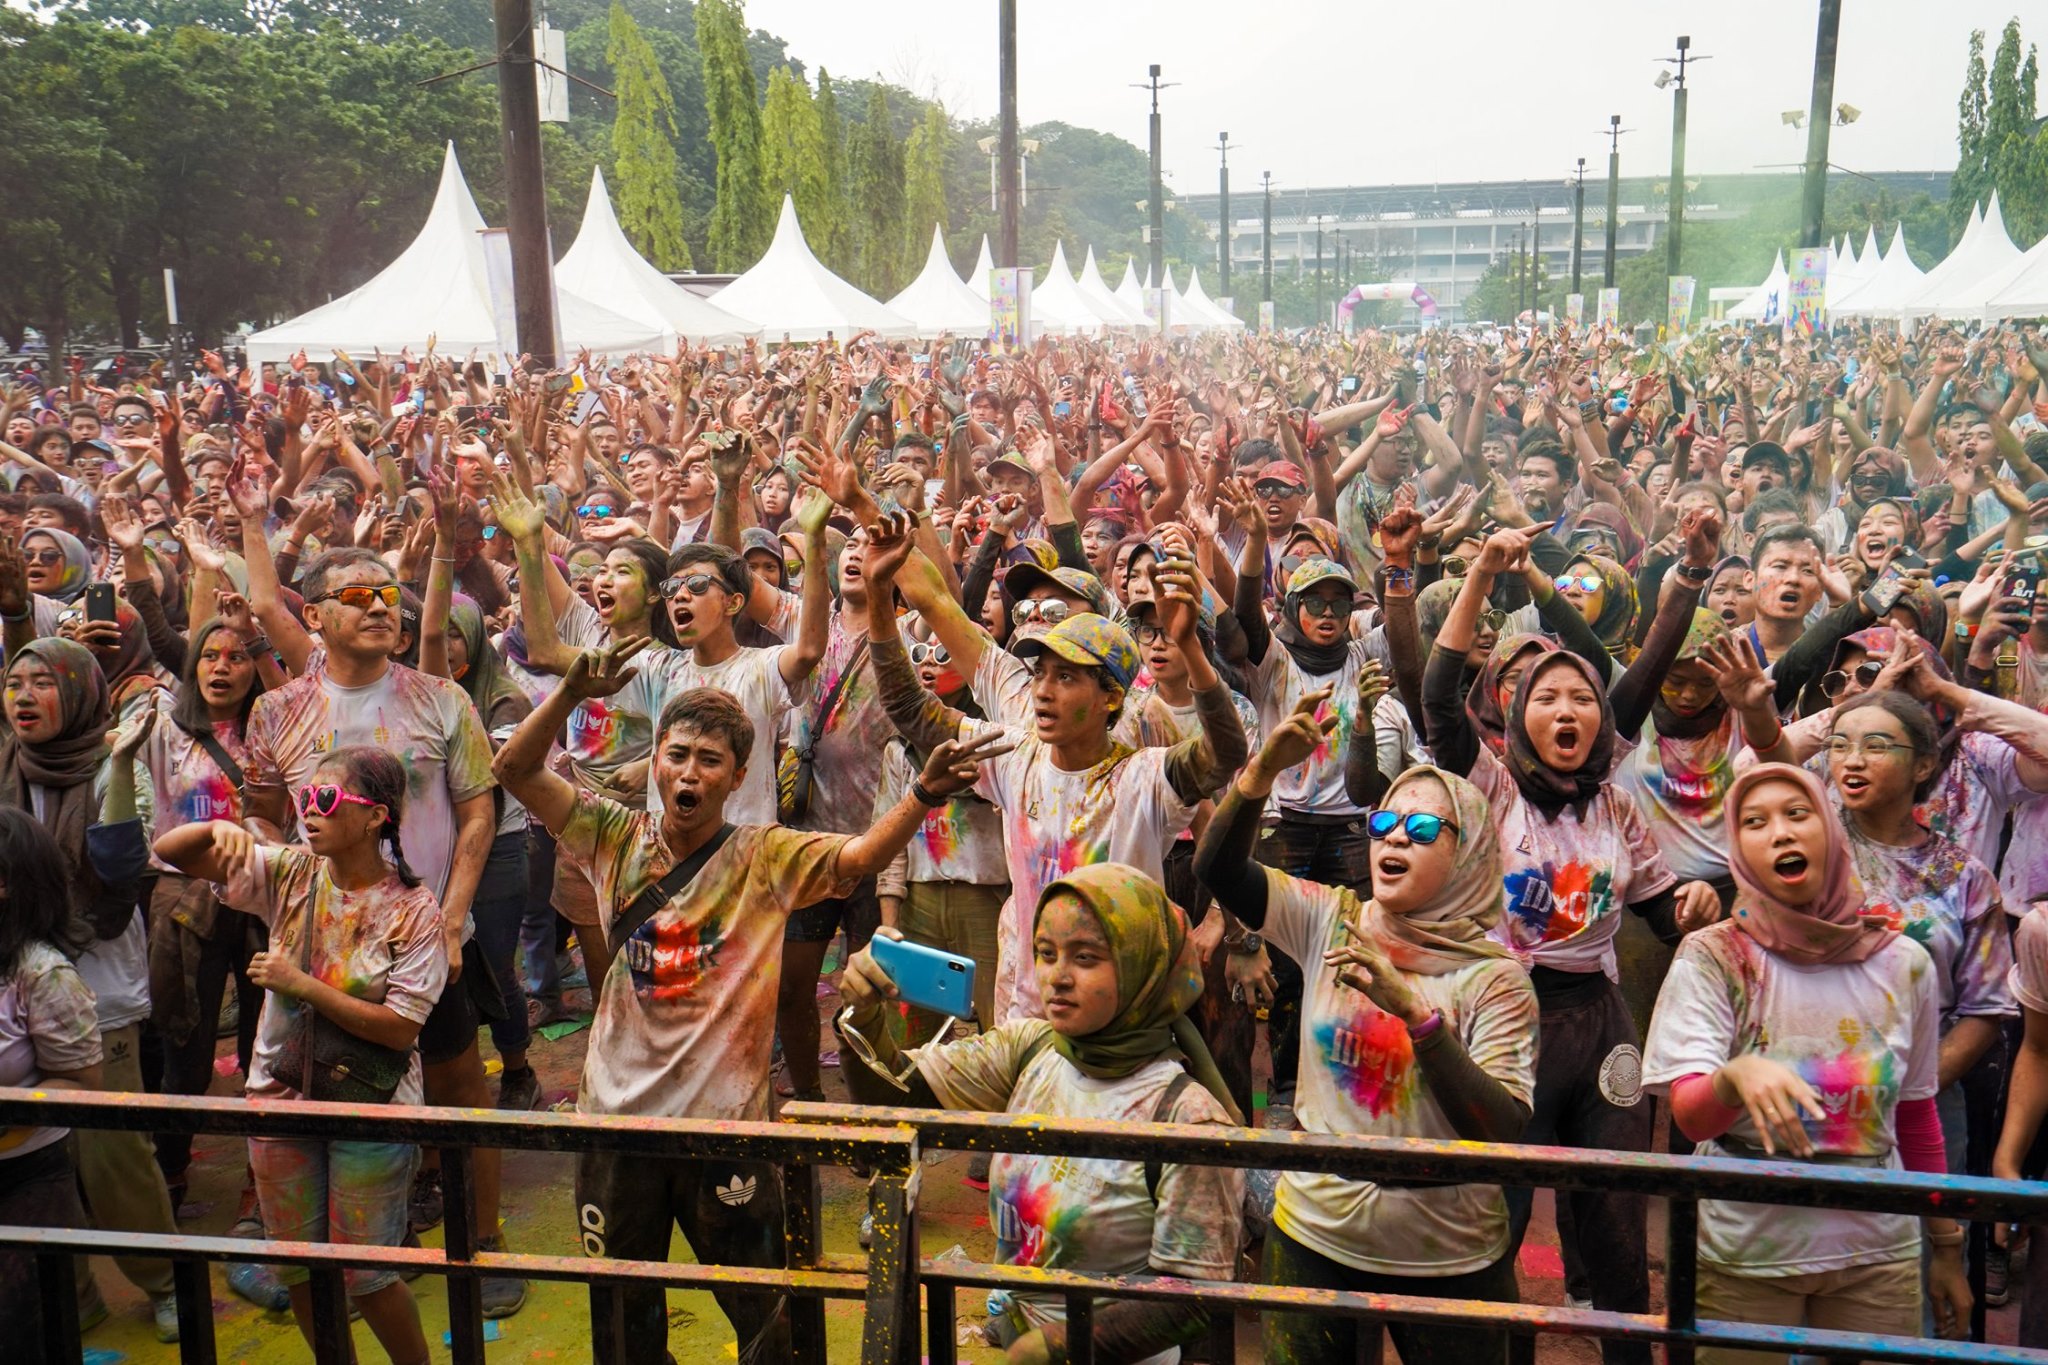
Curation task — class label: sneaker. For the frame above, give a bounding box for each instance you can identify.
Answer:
[1567,1294,1594,1312]
[227,1260,291,1311]
[151,1293,180,1343]
[1987,1242,2011,1307]
[477,1235,528,1318]
[965,1152,991,1191]
[497,1066,540,1111]
[858,1212,874,1249]
[409,1167,444,1234]
[216,991,241,1039]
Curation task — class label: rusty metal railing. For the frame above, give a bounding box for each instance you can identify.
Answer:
[784,1101,2048,1365]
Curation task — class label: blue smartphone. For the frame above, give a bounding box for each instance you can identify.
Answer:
[871,935,977,1020]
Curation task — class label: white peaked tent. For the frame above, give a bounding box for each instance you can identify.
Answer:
[711,195,913,341]
[1833,226,1927,318]
[968,236,995,303]
[1908,193,2025,320]
[1900,201,1987,319]
[1114,258,1151,322]
[1159,266,1201,332]
[1030,242,1114,334]
[1181,267,1245,331]
[1726,251,1788,323]
[556,168,756,346]
[887,225,989,337]
[249,144,667,363]
[1981,224,2048,319]
[1833,234,1866,294]
[1077,247,1147,327]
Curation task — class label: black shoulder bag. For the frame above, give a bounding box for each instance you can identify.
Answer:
[270,899,413,1105]
[606,824,737,956]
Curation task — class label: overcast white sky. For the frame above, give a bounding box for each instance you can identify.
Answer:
[748,0,2027,189]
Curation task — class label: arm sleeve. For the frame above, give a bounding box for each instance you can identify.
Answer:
[122,576,186,676]
[870,614,971,754]
[1535,587,1615,681]
[1895,1095,1948,1175]
[1669,1072,1746,1144]
[1422,643,1480,776]
[1414,1018,1533,1143]
[1771,597,1875,712]
[958,530,1004,628]
[1234,561,1271,665]
[1192,784,1269,931]
[1049,521,1090,574]
[1609,581,1705,736]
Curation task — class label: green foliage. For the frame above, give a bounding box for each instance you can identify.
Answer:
[1953,20,2048,248]
[901,103,952,276]
[607,1,691,271]
[698,0,769,271]
[813,68,851,277]
[760,66,833,261]
[846,85,906,296]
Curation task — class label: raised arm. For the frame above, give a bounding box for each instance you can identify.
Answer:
[491,467,581,675]
[777,487,834,687]
[492,639,650,836]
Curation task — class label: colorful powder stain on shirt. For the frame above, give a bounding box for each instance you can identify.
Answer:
[1502,861,1615,946]
[1793,1028,1902,1154]
[621,914,722,1004]
[992,1165,1091,1269]
[918,803,968,865]
[1311,1008,1417,1117]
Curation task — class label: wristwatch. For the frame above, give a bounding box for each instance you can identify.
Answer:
[1673,561,1714,584]
[1225,931,1265,955]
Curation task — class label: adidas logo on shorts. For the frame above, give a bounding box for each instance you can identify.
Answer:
[715,1174,758,1207]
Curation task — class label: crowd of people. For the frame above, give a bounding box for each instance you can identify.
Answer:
[0,316,2046,1364]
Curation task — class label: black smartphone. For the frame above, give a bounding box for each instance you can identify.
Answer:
[85,581,117,624]
[453,405,479,425]
[2006,560,2041,609]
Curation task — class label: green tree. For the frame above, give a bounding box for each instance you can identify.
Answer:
[901,102,951,269]
[698,0,769,270]
[813,67,850,275]
[607,1,691,270]
[1953,21,2048,247]
[760,66,832,251]
[1954,28,1990,243]
[846,85,905,295]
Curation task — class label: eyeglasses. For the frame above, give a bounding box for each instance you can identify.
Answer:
[834,1005,919,1092]
[576,504,615,518]
[908,641,951,666]
[1825,734,1912,759]
[144,535,181,557]
[662,573,723,599]
[294,783,382,818]
[1367,810,1459,844]
[1011,598,1075,626]
[481,526,498,539]
[20,547,64,567]
[1819,662,1884,698]
[1477,608,1509,634]
[311,584,401,611]
[1555,574,1603,593]
[111,412,151,427]
[1253,480,1305,499]
[1134,622,1169,645]
[1297,595,1352,619]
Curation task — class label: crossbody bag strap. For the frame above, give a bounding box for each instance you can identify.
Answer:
[195,732,247,800]
[801,638,870,758]
[605,823,737,956]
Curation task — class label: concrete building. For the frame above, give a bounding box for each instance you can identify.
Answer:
[1179,169,1948,322]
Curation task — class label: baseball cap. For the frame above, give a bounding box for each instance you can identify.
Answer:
[1012,613,1141,691]
[985,450,1035,481]
[1285,556,1357,596]
[1004,561,1116,617]
[1742,441,1791,474]
[1255,460,1309,490]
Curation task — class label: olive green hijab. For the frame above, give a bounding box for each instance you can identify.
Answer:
[1035,864,1244,1125]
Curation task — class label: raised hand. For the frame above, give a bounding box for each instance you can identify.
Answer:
[0,539,29,621]
[1696,634,1773,714]
[561,636,653,702]
[1248,686,1337,787]
[917,727,1019,800]
[109,702,157,765]
[102,495,145,553]
[1327,919,1427,1024]
[487,468,547,544]
[862,509,919,590]
[175,519,227,574]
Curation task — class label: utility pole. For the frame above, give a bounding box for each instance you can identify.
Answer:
[1261,172,1274,303]
[1134,65,1176,287]
[1530,211,1541,315]
[1800,0,1843,250]
[1603,115,1629,288]
[997,0,1019,268]
[1314,214,1326,326]
[1216,131,1234,298]
[491,0,556,364]
[1661,35,1705,280]
[1570,158,1587,295]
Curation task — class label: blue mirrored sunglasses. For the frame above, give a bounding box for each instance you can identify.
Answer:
[1366,810,1456,844]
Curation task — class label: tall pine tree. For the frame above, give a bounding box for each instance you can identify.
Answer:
[760,67,833,252]
[1953,29,1989,242]
[698,0,770,270]
[901,101,951,274]
[814,67,850,275]
[1955,21,2048,249]
[847,85,905,295]
[606,1,691,270]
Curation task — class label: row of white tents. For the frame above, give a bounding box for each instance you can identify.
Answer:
[247,144,1242,362]
[1726,191,2048,325]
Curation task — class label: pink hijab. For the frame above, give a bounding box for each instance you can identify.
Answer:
[1723,763,1895,966]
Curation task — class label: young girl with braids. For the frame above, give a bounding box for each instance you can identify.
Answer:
[155,745,447,1365]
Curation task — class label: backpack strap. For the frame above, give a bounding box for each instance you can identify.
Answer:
[1143,1072,1197,1205]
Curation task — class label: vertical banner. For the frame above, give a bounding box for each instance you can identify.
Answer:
[1257,300,1275,333]
[536,22,570,124]
[1144,287,1170,333]
[1666,276,1697,336]
[989,268,1032,350]
[1596,287,1620,327]
[1218,296,1235,323]
[1787,246,1829,337]
[1565,292,1585,325]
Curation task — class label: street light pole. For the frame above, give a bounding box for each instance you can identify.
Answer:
[491,0,556,364]
[1664,35,1697,280]
[1571,158,1586,295]
[1261,172,1274,303]
[1135,65,1175,287]
[1800,0,1843,249]
[1314,213,1326,326]
[997,0,1019,268]
[1604,115,1627,288]
[1217,131,1233,298]
[1515,227,1527,318]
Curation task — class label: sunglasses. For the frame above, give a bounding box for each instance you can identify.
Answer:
[481,526,499,539]
[144,535,182,556]
[1367,810,1458,844]
[1297,595,1351,619]
[1555,574,1603,593]
[1253,480,1305,498]
[20,547,64,567]
[295,783,382,818]
[662,572,723,598]
[1440,555,1471,579]
[112,412,152,427]
[576,504,615,518]
[1011,598,1075,626]
[908,641,951,666]
[312,583,401,611]
[1820,661,1884,697]
[1477,608,1509,634]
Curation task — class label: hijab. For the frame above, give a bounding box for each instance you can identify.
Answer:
[1569,553,1639,661]
[1357,767,1511,975]
[0,639,113,940]
[1415,578,1463,645]
[1035,864,1244,1125]
[1650,607,1732,741]
[450,595,531,732]
[1277,580,1356,678]
[1571,502,1645,570]
[100,603,168,716]
[22,529,92,604]
[1467,632,1556,756]
[1724,764,1895,966]
[1505,651,1615,816]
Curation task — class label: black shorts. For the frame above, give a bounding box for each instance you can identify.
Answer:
[783,876,880,947]
[417,939,506,1067]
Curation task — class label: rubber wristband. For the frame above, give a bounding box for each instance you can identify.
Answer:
[1407,1009,1443,1040]
[909,780,946,808]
